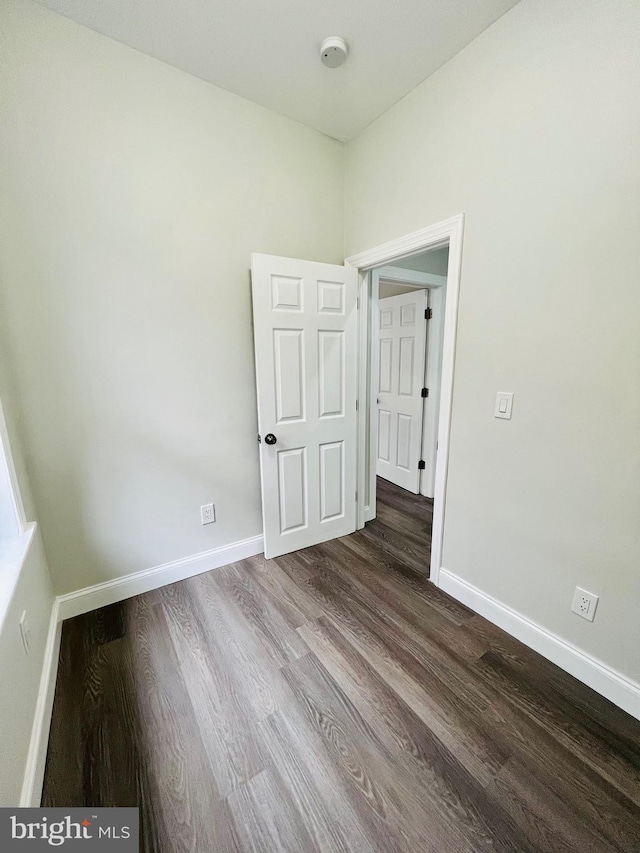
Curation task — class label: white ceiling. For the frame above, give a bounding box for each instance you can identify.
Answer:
[34,0,520,141]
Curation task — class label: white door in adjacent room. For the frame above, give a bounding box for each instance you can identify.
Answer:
[376,289,428,494]
[251,253,358,559]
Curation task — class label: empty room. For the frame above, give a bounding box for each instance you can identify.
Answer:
[0,0,639,850]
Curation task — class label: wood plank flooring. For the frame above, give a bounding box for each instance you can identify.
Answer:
[42,479,640,851]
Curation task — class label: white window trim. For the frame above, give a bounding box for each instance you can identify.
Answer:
[0,396,33,632]
[0,397,27,536]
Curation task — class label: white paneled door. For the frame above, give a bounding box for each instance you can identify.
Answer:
[376,290,428,493]
[251,254,358,559]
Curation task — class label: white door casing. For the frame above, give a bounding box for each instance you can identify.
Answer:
[347,213,465,585]
[376,289,428,494]
[251,253,358,559]
[420,285,445,498]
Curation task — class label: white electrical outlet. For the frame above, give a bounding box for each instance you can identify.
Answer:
[201,503,215,525]
[571,587,599,622]
[19,610,31,655]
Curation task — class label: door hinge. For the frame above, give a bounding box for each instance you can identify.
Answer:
[418,460,426,470]
[425,308,432,320]
[355,399,358,411]
[421,387,429,398]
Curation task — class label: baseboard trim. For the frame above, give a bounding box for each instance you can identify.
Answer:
[57,535,265,621]
[20,599,62,806]
[439,568,640,721]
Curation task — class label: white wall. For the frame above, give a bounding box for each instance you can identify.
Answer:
[346,0,640,683]
[393,247,449,276]
[379,282,423,298]
[0,0,344,594]
[379,247,449,296]
[0,311,56,806]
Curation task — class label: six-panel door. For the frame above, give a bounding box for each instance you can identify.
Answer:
[376,289,428,493]
[251,254,358,559]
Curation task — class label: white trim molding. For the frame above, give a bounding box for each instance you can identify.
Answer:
[346,217,458,270]
[355,269,371,531]
[57,535,264,621]
[347,213,465,584]
[20,599,62,806]
[439,568,640,721]
[0,396,28,535]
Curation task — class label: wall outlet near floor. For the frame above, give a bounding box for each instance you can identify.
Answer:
[201,503,216,525]
[19,610,32,655]
[571,587,599,622]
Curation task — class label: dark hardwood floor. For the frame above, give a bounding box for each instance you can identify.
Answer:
[372,477,433,576]
[43,479,640,851]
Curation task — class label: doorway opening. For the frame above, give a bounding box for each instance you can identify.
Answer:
[369,249,448,575]
[347,214,464,585]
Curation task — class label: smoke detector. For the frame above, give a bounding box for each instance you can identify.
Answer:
[320,37,348,68]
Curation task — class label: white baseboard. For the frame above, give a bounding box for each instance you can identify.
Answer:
[20,599,62,807]
[439,568,640,721]
[364,505,375,523]
[57,535,264,621]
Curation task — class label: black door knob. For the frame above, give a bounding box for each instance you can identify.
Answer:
[264,433,277,445]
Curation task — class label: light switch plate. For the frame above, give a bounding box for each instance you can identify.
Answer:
[494,392,514,419]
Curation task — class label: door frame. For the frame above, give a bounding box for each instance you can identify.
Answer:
[346,213,464,587]
[375,266,447,500]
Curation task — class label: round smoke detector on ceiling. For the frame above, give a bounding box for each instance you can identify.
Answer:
[320,37,348,68]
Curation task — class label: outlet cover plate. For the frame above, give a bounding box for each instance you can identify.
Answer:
[571,586,599,622]
[201,503,216,525]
